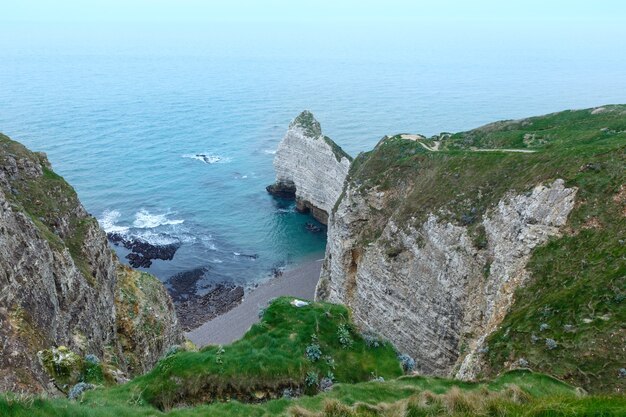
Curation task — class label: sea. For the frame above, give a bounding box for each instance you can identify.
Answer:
[1,52,625,288]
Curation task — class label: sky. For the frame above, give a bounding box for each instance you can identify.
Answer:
[1,1,625,58]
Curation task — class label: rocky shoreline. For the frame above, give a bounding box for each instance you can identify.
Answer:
[107,232,179,268]
[187,258,324,346]
[166,268,245,331]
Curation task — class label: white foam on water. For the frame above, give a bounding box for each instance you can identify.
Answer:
[182,153,231,164]
[263,149,276,155]
[133,209,184,229]
[134,230,181,246]
[98,209,130,234]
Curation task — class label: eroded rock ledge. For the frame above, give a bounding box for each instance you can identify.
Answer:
[267,111,352,225]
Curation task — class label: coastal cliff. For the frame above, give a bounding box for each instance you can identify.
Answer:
[267,111,352,224]
[315,106,626,392]
[0,134,182,393]
[319,178,576,375]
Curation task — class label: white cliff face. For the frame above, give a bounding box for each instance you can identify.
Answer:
[317,179,577,377]
[271,111,351,224]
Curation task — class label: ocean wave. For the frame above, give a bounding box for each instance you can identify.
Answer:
[263,149,276,155]
[183,153,231,164]
[133,209,184,229]
[98,209,130,234]
[133,230,181,246]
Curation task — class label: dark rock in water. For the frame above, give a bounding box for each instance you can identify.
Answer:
[266,180,297,199]
[126,253,152,268]
[167,267,208,302]
[166,268,245,331]
[196,154,221,164]
[234,252,259,259]
[107,232,180,268]
[305,222,322,233]
[270,261,286,278]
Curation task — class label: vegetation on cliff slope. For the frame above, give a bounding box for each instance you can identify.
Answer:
[104,297,402,410]
[115,265,181,375]
[0,133,181,391]
[0,133,96,281]
[339,105,626,393]
[1,359,624,416]
[292,110,353,162]
[3,298,624,416]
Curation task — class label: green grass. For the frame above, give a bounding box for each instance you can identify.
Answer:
[2,371,624,417]
[102,297,402,410]
[0,296,622,416]
[293,110,323,137]
[290,110,352,162]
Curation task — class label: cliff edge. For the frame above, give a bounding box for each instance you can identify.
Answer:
[0,134,182,393]
[267,111,352,224]
[316,106,625,393]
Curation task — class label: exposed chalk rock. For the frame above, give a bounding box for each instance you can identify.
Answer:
[316,178,577,377]
[267,111,352,224]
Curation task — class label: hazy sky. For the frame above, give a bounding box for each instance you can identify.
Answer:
[1,1,625,58]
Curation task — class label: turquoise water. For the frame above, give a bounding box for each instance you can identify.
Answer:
[1,53,625,286]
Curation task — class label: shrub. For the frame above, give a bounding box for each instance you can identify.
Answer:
[545,338,558,350]
[306,343,322,362]
[37,346,83,388]
[398,353,416,373]
[68,382,94,400]
[84,354,100,365]
[319,377,334,392]
[282,388,299,399]
[325,355,336,369]
[362,332,383,348]
[305,371,319,387]
[337,324,353,349]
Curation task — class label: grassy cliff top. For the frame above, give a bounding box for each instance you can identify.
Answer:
[292,110,323,137]
[290,111,353,162]
[99,297,402,410]
[3,367,624,416]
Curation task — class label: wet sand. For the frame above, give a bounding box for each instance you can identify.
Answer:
[186,258,323,346]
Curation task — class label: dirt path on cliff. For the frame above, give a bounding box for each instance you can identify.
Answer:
[414,139,536,154]
[398,135,537,153]
[186,259,324,346]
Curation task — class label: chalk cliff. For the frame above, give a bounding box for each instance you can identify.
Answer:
[318,177,576,376]
[0,134,182,393]
[267,111,352,224]
[314,106,626,392]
